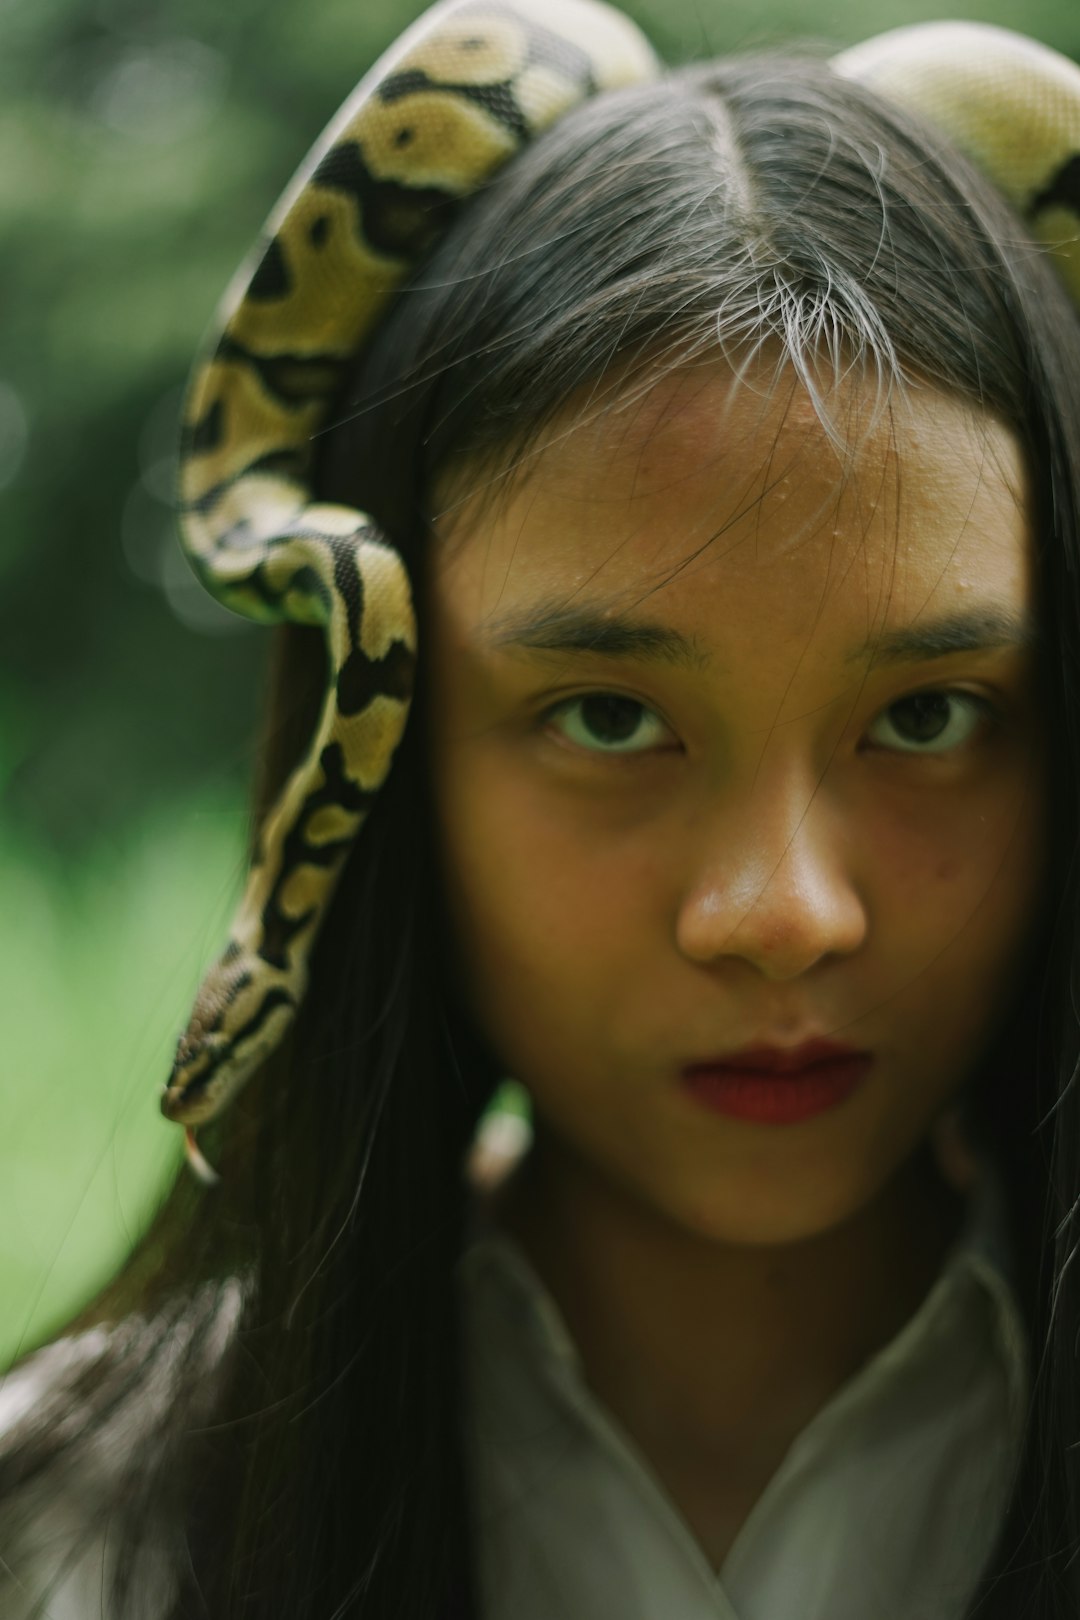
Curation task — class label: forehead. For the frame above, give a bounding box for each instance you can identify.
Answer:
[431,360,1032,652]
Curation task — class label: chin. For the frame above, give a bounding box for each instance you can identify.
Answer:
[675,1177,872,1250]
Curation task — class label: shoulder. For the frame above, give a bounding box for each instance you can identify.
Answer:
[0,1280,244,1620]
[0,1326,132,1619]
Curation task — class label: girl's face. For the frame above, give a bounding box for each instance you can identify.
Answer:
[426,361,1046,1246]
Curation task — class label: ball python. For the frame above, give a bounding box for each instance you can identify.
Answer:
[165,0,1080,1183]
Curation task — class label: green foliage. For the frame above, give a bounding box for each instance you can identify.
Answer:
[0,800,246,1367]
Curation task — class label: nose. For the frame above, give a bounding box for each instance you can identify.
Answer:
[674,781,869,981]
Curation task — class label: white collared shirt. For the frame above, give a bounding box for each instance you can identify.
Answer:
[458,1158,1030,1620]
[0,1161,1029,1619]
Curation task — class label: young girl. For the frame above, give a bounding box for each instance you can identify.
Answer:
[3,2,1080,1616]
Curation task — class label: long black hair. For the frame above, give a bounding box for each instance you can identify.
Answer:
[4,48,1080,1620]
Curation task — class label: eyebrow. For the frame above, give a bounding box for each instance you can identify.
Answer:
[846,607,1038,667]
[484,604,710,670]
[484,601,1037,671]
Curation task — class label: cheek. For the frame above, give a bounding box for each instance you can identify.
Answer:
[438,756,648,978]
[869,777,1039,911]
[433,746,676,1097]
[862,773,1046,1020]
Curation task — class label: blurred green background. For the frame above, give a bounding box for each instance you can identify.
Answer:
[3,0,1078,1369]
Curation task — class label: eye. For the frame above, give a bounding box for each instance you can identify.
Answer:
[543,692,672,755]
[865,690,994,755]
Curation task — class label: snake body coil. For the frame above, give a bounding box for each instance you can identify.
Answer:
[164,0,660,1148]
[165,3,1080,1171]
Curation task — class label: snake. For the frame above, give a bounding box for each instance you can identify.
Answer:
[163,0,1080,1182]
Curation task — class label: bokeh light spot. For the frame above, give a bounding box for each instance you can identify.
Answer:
[90,39,228,144]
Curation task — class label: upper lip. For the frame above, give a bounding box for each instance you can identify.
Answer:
[683,1038,869,1075]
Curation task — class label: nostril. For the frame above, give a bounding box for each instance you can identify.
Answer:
[674,845,868,977]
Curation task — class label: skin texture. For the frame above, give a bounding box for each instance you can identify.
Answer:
[426,359,1046,1567]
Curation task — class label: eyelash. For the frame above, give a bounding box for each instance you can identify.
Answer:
[540,688,999,759]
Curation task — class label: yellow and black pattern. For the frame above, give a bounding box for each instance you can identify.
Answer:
[164,0,660,1158]
[166,0,1080,1175]
[833,22,1080,302]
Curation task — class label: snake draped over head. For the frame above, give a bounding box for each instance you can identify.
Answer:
[164,0,1080,1183]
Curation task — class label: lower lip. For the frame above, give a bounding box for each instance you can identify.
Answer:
[680,1056,873,1125]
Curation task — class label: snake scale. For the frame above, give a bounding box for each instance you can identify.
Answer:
[164,0,1080,1181]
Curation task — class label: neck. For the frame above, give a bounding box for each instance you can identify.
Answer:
[488,1122,965,1471]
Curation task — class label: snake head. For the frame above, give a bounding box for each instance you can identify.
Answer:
[161,943,298,1126]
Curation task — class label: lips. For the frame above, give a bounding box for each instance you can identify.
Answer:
[680,1039,874,1124]
[683,1038,869,1077]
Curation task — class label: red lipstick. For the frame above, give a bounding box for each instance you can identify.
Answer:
[680,1040,872,1125]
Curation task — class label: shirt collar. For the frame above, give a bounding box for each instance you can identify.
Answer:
[460,1138,1029,1417]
